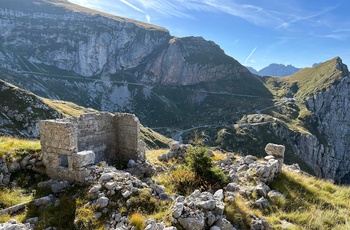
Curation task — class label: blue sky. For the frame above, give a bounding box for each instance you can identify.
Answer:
[68,0,350,70]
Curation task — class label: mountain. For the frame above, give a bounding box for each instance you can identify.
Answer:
[0,0,251,86]
[246,66,259,75]
[0,77,170,147]
[0,0,272,128]
[262,57,350,183]
[1,0,350,184]
[247,64,300,76]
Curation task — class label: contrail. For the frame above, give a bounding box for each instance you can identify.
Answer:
[120,0,145,13]
[244,47,257,64]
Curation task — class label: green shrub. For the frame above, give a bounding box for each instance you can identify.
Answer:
[186,146,228,188]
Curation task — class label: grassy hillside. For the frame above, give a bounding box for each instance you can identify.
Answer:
[262,57,348,135]
[265,57,348,100]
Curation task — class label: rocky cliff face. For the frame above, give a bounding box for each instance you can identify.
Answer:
[271,59,350,183]
[0,0,250,86]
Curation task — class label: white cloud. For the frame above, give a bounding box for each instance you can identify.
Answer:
[146,14,151,23]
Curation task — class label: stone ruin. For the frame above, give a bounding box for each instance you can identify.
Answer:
[39,112,145,183]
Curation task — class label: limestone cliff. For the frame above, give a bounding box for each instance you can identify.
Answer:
[270,58,350,183]
[0,0,250,85]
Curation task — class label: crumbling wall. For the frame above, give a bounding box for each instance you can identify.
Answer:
[39,112,144,183]
[69,113,117,163]
[40,121,79,181]
[114,113,143,164]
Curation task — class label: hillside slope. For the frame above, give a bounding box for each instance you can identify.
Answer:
[261,57,350,183]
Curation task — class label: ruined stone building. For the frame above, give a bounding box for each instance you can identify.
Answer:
[39,112,145,183]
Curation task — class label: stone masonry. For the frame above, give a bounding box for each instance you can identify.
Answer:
[39,112,145,183]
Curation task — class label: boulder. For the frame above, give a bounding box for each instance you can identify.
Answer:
[172,202,184,218]
[72,150,95,168]
[169,141,180,151]
[95,197,109,208]
[267,190,284,203]
[178,217,205,230]
[51,180,70,193]
[265,143,285,158]
[214,218,236,230]
[98,172,116,183]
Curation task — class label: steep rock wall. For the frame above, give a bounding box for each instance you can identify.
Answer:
[0,0,252,85]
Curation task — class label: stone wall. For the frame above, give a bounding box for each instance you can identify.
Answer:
[39,112,143,183]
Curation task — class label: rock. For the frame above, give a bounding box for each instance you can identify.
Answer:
[178,217,205,230]
[264,156,275,161]
[265,143,285,158]
[226,183,239,192]
[104,182,117,190]
[164,227,177,230]
[267,190,284,203]
[210,226,221,230]
[72,151,95,168]
[152,184,166,195]
[20,155,31,169]
[159,193,172,201]
[169,141,180,151]
[0,221,31,230]
[33,196,53,206]
[98,172,116,183]
[198,200,216,210]
[94,212,102,218]
[251,218,271,230]
[26,217,39,224]
[157,154,168,162]
[122,190,131,198]
[172,202,184,218]
[244,155,258,164]
[206,211,216,227]
[214,218,236,230]
[254,197,270,209]
[237,164,249,172]
[8,162,21,173]
[176,196,185,203]
[206,150,214,157]
[89,184,102,194]
[51,180,70,193]
[213,189,224,201]
[127,159,136,168]
[95,197,109,208]
[214,201,225,215]
[224,153,234,160]
[255,183,269,198]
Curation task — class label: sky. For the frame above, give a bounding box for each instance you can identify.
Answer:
[67,0,350,71]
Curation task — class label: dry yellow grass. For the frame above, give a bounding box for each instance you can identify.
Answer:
[0,136,40,158]
[42,99,97,117]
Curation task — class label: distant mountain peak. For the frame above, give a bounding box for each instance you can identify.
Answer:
[247,63,300,77]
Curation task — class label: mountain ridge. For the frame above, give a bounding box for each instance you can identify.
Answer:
[0,0,253,86]
[247,63,300,77]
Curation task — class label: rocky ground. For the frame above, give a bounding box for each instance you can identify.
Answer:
[0,142,300,230]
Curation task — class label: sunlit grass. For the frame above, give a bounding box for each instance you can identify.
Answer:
[0,188,33,208]
[42,98,97,117]
[265,169,350,229]
[0,136,40,159]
